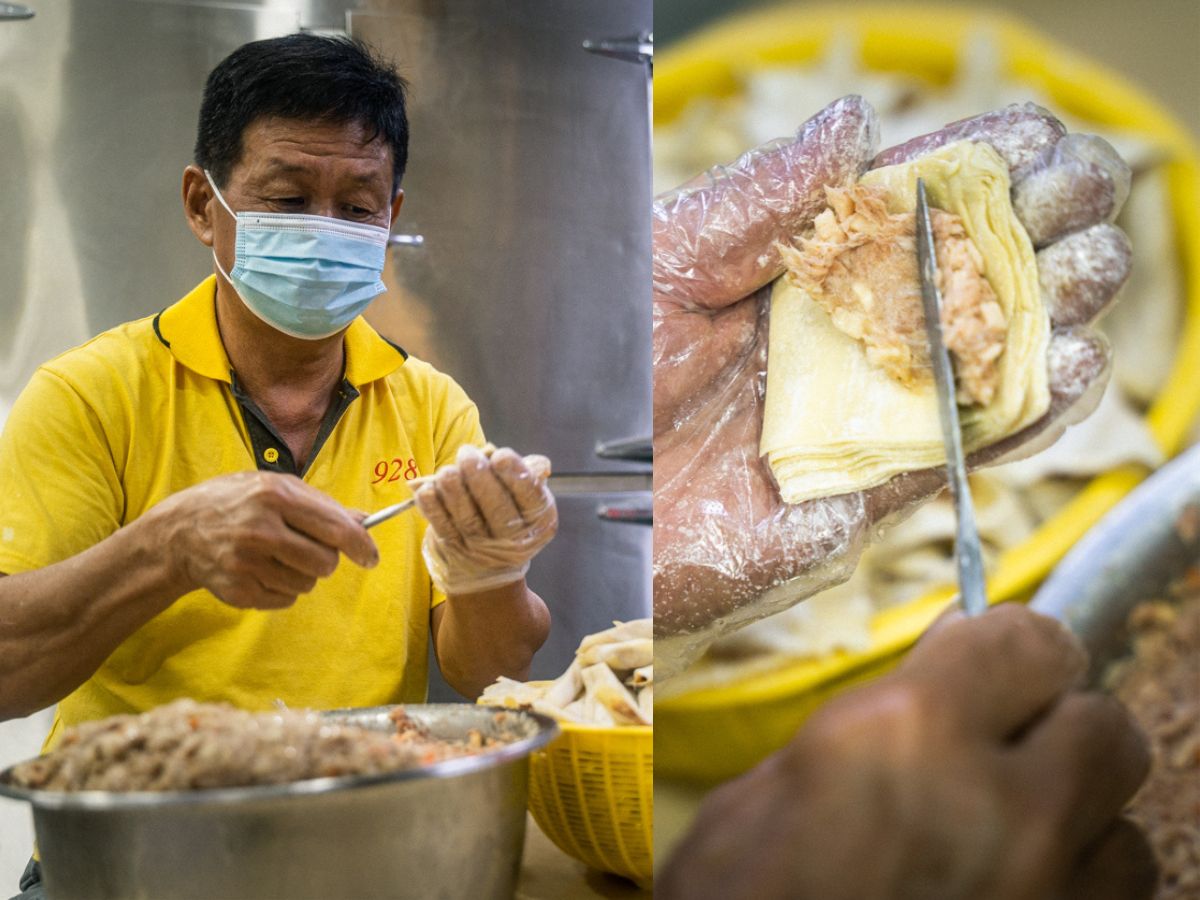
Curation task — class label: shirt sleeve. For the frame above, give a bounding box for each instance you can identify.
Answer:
[0,367,124,574]
[433,378,486,470]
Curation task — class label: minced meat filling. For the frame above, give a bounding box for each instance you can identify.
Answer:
[1105,580,1200,899]
[9,700,503,792]
[778,183,1007,406]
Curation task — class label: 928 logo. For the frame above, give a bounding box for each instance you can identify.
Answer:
[372,457,420,484]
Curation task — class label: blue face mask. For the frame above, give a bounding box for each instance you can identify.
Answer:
[206,170,390,340]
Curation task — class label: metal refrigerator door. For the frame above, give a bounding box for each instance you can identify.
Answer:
[350,2,651,472]
[0,0,310,411]
[351,2,652,689]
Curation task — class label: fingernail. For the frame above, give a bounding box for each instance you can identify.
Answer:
[364,539,380,568]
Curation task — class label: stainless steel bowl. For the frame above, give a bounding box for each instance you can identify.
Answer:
[1031,443,1200,682]
[0,704,558,900]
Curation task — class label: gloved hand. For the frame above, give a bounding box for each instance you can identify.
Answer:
[659,604,1156,900]
[653,97,1133,670]
[414,445,557,595]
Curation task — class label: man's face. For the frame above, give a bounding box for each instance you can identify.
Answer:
[203,115,399,278]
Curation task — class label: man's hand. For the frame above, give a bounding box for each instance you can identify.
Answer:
[653,99,1133,645]
[660,604,1157,900]
[0,470,378,718]
[417,446,555,698]
[154,470,379,609]
[415,445,557,595]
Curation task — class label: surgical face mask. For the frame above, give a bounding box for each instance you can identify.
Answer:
[205,170,390,340]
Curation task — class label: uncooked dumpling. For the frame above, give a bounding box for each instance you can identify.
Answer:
[761,140,1050,503]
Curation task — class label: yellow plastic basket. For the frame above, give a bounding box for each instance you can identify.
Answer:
[655,4,1200,784]
[526,720,654,886]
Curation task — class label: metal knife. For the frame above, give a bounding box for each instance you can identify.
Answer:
[361,470,652,529]
[915,178,989,617]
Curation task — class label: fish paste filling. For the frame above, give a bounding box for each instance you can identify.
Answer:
[779,183,1007,406]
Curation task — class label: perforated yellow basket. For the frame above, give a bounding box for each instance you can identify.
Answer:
[655,3,1200,783]
[526,720,654,886]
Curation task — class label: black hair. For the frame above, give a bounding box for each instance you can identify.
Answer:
[195,33,409,193]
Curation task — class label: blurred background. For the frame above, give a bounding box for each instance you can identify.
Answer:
[651,0,1200,879]
[657,0,1199,138]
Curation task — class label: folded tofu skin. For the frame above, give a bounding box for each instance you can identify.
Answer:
[762,141,1050,503]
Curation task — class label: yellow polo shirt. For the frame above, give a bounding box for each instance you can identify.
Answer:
[0,277,484,749]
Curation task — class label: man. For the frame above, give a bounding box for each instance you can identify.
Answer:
[1,33,554,892]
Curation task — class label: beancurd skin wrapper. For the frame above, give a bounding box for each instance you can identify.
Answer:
[761,141,1050,503]
[479,677,546,707]
[582,663,649,726]
[479,618,652,727]
[577,638,653,670]
[577,619,652,652]
[544,661,582,709]
[637,685,653,724]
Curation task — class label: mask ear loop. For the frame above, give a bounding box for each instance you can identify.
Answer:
[204,169,237,219]
[204,169,240,288]
[211,251,237,287]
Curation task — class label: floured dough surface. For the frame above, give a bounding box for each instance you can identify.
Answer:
[762,141,1050,503]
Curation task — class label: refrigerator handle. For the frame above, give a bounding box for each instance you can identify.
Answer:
[0,4,34,19]
[597,502,651,527]
[581,32,652,69]
[595,436,651,464]
[387,234,425,248]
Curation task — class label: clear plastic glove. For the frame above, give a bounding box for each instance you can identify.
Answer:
[414,445,557,595]
[659,604,1155,900]
[653,98,1133,673]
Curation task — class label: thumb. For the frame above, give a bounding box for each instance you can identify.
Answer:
[653,95,878,311]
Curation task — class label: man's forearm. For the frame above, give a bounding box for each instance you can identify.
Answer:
[434,580,550,699]
[0,509,185,720]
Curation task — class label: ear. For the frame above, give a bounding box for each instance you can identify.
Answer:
[182,165,217,247]
[389,189,405,225]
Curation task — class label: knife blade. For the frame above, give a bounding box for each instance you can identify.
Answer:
[361,470,652,529]
[915,178,988,617]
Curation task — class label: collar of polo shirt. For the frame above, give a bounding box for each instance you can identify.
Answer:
[154,275,407,387]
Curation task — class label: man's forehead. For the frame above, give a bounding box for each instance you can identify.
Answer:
[234,117,393,180]
[253,158,386,185]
